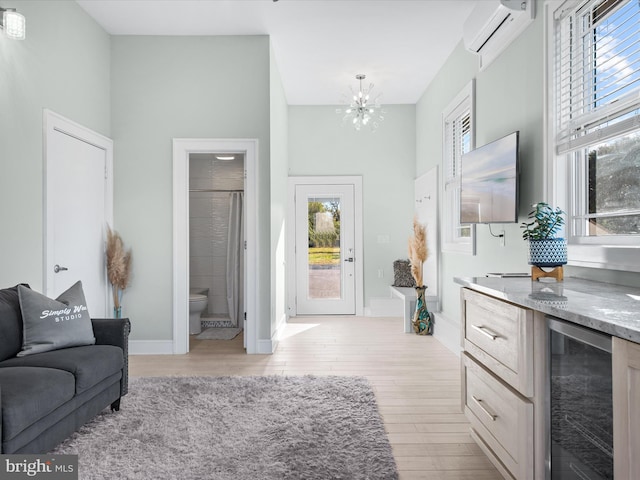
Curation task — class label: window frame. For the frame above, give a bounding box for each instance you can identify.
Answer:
[545,0,640,272]
[441,80,476,255]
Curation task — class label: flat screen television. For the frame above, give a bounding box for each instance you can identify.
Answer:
[460,131,519,224]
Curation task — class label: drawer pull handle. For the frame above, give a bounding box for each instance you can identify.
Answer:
[472,395,498,421]
[471,324,499,340]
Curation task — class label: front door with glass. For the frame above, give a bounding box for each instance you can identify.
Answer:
[294,184,355,315]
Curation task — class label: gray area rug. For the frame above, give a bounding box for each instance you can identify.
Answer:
[196,327,242,340]
[51,375,398,480]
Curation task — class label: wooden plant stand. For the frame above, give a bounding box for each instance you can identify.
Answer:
[531,265,563,282]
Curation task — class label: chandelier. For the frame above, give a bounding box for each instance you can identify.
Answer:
[337,74,384,131]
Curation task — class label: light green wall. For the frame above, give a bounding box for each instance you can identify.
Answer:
[111,35,272,342]
[0,0,110,290]
[417,6,640,330]
[269,43,289,335]
[416,12,544,324]
[6,2,634,350]
[288,105,416,308]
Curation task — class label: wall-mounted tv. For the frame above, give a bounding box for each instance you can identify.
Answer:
[460,131,519,224]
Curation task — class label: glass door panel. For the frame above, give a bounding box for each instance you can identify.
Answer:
[549,318,613,480]
[307,196,342,300]
[295,184,355,315]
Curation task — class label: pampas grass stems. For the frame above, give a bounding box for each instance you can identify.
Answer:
[106,226,132,309]
[408,217,428,287]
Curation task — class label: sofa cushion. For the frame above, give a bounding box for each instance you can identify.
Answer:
[0,345,124,395]
[17,281,95,357]
[0,367,75,442]
[0,285,28,362]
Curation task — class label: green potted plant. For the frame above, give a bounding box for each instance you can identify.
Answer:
[521,202,567,267]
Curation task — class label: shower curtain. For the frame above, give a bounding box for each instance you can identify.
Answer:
[226,192,244,327]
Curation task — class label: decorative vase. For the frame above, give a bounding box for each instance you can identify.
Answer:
[528,238,568,267]
[412,286,433,336]
[113,306,122,319]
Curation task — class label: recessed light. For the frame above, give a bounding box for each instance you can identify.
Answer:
[215,156,235,161]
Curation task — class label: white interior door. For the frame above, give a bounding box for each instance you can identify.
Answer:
[44,111,113,317]
[295,184,355,315]
[414,166,439,297]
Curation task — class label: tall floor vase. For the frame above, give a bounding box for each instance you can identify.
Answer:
[412,286,433,335]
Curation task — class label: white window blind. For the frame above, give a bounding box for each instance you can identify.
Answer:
[445,111,472,181]
[555,0,640,154]
[444,104,472,241]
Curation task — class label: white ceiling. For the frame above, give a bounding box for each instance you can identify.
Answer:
[76,0,478,105]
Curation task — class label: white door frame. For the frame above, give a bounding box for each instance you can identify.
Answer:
[172,138,258,354]
[43,109,113,312]
[287,176,364,317]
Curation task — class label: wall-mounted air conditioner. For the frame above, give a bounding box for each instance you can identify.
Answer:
[463,0,535,70]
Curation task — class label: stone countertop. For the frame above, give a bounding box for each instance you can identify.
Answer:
[454,276,640,343]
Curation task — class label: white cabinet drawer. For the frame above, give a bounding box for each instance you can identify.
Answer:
[462,288,534,396]
[463,353,534,479]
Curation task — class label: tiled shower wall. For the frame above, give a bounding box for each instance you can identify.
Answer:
[189,153,244,317]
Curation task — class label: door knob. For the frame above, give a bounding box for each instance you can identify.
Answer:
[345,257,354,263]
[54,264,68,273]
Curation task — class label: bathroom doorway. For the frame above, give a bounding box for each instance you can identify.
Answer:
[188,153,245,342]
[173,138,257,354]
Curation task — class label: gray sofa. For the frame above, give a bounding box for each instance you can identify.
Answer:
[0,284,130,454]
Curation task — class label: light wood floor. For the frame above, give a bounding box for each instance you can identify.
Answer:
[129,316,502,480]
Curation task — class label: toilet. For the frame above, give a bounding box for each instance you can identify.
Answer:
[189,288,209,335]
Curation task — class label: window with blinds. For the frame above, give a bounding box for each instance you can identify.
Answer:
[442,81,475,253]
[553,0,640,238]
[444,109,472,239]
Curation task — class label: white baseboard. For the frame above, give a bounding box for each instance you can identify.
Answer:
[364,297,403,317]
[257,339,274,354]
[129,340,175,355]
[255,314,287,354]
[129,320,285,356]
[432,312,461,357]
